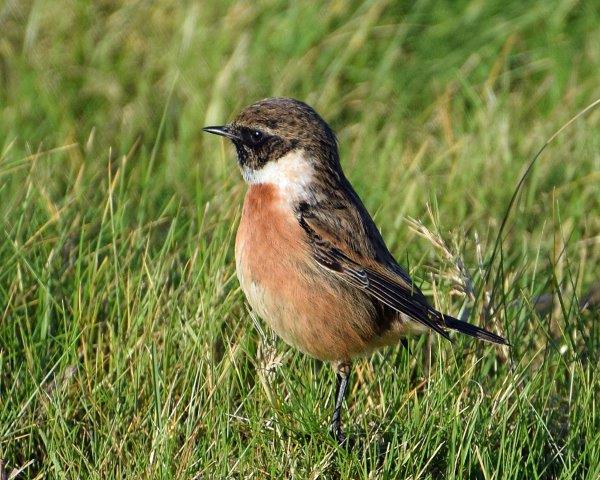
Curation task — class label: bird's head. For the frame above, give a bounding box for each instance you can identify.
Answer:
[203,98,340,190]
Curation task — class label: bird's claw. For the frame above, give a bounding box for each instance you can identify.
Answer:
[329,422,347,445]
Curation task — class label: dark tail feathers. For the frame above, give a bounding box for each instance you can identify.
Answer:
[443,315,509,346]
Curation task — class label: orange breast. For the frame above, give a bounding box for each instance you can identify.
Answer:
[235,184,397,361]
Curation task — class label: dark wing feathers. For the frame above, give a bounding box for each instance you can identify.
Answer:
[299,214,452,340]
[297,193,508,346]
[442,315,509,345]
[361,267,452,340]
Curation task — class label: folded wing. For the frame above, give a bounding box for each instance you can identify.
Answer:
[298,213,451,340]
[298,210,508,346]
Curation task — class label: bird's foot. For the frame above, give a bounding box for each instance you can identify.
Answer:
[329,420,347,446]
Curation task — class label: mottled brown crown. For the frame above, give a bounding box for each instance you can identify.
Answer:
[233,97,337,153]
[218,98,340,173]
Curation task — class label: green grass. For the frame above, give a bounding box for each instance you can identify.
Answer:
[1,0,599,478]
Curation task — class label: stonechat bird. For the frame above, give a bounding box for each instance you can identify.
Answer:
[203,97,508,444]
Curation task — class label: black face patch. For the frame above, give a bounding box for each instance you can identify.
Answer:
[234,142,249,166]
[232,126,296,171]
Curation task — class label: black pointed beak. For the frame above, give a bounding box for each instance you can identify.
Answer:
[202,125,239,141]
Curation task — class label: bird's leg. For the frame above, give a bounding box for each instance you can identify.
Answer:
[329,360,351,445]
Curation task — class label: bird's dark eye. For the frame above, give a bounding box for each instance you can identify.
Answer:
[241,128,266,146]
[249,130,263,144]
